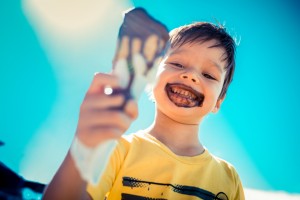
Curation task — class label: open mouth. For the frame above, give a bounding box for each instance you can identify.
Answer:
[165,83,204,108]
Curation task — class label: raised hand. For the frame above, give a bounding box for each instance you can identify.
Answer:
[75,72,138,147]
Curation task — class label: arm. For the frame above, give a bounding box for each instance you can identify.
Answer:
[42,73,138,200]
[42,152,91,200]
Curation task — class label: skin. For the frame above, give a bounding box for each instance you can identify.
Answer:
[42,40,228,199]
[42,73,138,200]
[149,39,227,156]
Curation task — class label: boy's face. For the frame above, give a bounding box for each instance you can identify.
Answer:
[153,40,227,124]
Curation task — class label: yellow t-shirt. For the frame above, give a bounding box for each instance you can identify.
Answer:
[87,131,245,200]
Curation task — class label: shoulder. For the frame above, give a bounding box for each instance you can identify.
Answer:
[116,131,147,153]
[120,131,151,144]
[209,152,241,182]
[208,152,245,198]
[211,154,235,169]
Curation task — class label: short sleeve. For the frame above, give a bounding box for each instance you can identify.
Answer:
[86,137,129,200]
[233,171,245,200]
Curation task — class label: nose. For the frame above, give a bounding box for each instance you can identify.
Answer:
[180,71,200,84]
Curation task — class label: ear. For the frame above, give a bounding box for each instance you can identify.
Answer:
[212,97,225,113]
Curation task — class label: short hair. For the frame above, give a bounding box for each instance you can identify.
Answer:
[169,22,236,99]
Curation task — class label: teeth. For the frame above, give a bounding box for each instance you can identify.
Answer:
[171,87,197,100]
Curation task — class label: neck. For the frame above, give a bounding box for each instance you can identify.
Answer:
[146,109,205,157]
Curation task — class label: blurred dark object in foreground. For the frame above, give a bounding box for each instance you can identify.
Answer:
[0,162,45,200]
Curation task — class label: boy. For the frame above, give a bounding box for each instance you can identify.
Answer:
[43,22,245,200]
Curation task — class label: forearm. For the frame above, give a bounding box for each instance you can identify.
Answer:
[42,151,91,200]
[41,73,138,200]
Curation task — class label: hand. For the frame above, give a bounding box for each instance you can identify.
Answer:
[75,72,138,147]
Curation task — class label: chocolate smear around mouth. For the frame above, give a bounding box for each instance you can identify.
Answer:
[165,83,204,108]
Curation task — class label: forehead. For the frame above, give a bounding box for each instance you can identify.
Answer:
[167,40,228,68]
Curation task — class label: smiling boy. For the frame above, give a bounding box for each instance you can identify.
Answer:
[43,22,245,200]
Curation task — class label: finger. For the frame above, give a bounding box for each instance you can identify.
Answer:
[124,99,139,120]
[88,72,121,95]
[81,94,125,111]
[77,127,123,147]
[79,110,132,133]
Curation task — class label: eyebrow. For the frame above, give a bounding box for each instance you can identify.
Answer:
[168,49,185,56]
[209,60,224,73]
[169,50,225,73]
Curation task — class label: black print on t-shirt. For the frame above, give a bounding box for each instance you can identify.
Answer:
[121,176,228,200]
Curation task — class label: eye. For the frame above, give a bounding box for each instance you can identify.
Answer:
[203,73,217,80]
[170,62,184,69]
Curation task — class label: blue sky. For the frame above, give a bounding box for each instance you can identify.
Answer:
[0,0,300,194]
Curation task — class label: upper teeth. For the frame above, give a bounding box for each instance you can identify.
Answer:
[171,88,197,100]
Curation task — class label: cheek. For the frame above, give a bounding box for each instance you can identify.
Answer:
[152,70,171,103]
[203,82,223,101]
[217,75,226,95]
[153,66,171,86]
[156,64,165,76]
[215,84,224,97]
[154,62,168,79]
[152,77,164,100]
